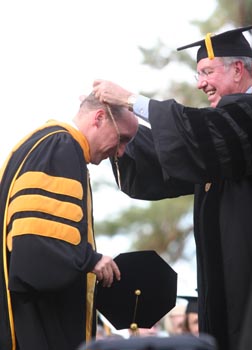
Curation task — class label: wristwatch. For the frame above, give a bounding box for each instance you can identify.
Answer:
[127,94,137,111]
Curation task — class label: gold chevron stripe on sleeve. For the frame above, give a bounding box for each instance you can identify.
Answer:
[7,217,81,251]
[7,194,83,225]
[11,171,83,200]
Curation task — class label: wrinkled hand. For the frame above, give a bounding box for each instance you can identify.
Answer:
[93,79,131,107]
[92,255,121,287]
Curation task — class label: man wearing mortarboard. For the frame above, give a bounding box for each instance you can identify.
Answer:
[92,25,252,350]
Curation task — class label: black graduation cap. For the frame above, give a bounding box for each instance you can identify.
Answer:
[96,251,177,331]
[79,334,217,350]
[177,25,252,62]
[185,297,198,314]
[178,296,198,314]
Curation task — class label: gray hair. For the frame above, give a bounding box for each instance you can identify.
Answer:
[221,56,252,76]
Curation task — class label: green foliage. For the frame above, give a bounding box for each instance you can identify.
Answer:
[139,40,171,69]
[193,0,252,30]
[94,195,193,262]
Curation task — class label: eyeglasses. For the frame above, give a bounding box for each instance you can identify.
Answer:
[194,64,226,81]
[105,104,122,190]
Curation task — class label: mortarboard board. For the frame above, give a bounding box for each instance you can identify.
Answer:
[177,25,252,62]
[80,334,217,350]
[96,251,177,331]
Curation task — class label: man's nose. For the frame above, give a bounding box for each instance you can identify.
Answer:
[197,76,208,89]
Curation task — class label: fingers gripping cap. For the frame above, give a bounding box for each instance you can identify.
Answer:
[177,25,252,62]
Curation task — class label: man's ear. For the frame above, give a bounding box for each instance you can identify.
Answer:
[93,108,106,127]
[233,61,244,81]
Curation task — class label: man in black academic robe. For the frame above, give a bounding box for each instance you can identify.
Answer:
[0,95,137,350]
[0,120,101,350]
[92,25,252,350]
[112,94,252,350]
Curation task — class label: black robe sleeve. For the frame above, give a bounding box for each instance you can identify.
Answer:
[149,95,252,182]
[113,94,252,201]
[113,124,194,200]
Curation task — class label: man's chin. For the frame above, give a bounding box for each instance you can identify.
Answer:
[209,97,220,108]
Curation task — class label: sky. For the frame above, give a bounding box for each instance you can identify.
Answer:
[0,0,217,294]
[0,0,217,157]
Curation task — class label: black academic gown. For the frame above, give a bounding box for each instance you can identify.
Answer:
[113,94,252,350]
[0,121,101,350]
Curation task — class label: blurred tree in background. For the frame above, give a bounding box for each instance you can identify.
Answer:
[95,193,193,263]
[94,0,252,264]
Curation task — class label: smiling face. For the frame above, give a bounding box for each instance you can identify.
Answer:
[196,57,243,107]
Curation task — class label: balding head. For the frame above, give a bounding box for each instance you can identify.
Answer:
[73,93,138,165]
